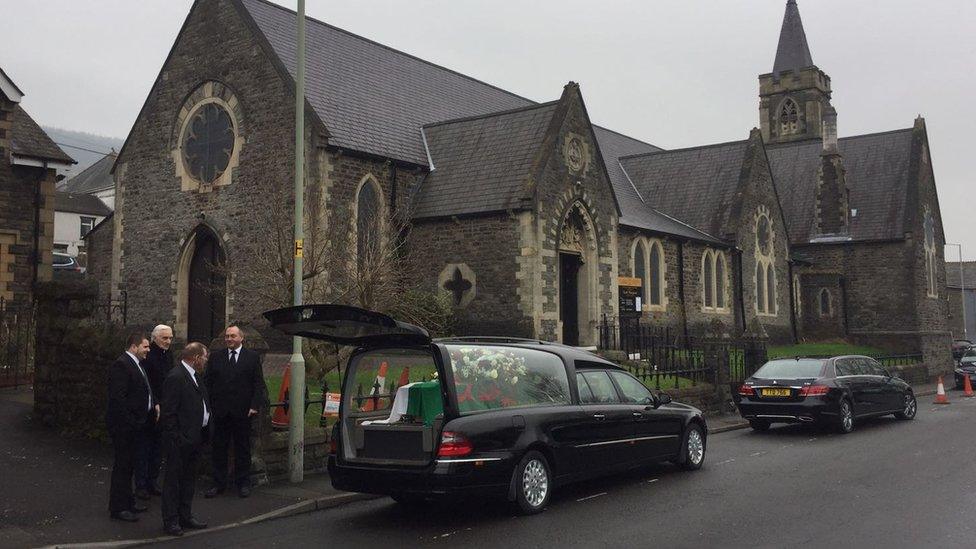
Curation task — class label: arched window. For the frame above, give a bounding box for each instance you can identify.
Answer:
[819,288,832,317]
[633,240,647,308]
[924,211,937,298]
[715,253,726,309]
[766,265,777,314]
[649,240,664,306]
[356,178,381,275]
[703,251,714,308]
[756,263,766,314]
[779,98,799,135]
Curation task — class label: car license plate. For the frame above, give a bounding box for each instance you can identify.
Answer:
[761,388,791,397]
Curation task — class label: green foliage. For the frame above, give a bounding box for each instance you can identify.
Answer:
[767,342,889,359]
[385,289,455,337]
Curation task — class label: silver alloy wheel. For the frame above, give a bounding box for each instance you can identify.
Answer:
[904,393,917,418]
[522,459,548,508]
[687,429,704,465]
[841,402,853,431]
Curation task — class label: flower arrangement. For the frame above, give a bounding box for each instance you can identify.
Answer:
[450,347,529,409]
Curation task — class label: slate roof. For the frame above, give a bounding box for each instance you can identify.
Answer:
[946,262,976,289]
[9,106,74,164]
[240,0,533,166]
[54,192,113,217]
[620,140,751,239]
[772,0,814,74]
[62,152,116,194]
[412,102,558,219]
[765,129,915,243]
[593,127,727,244]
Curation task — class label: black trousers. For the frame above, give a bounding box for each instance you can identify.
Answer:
[134,420,162,490]
[109,428,137,514]
[161,436,200,526]
[212,414,252,488]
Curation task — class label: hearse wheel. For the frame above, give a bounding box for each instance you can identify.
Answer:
[894,392,917,420]
[676,423,706,470]
[836,399,855,434]
[512,450,551,515]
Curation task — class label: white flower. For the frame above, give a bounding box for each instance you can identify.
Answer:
[511,376,519,385]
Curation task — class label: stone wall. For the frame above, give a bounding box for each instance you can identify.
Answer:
[0,160,56,306]
[83,216,114,303]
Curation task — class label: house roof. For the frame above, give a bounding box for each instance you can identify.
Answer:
[0,67,24,103]
[765,129,915,243]
[54,192,113,217]
[412,102,558,219]
[620,140,751,239]
[240,0,533,166]
[62,152,116,194]
[9,105,74,165]
[946,262,976,289]
[772,0,814,74]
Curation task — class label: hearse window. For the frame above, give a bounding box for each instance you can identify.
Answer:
[345,349,440,415]
[610,371,654,405]
[447,345,570,413]
[580,371,620,404]
[835,359,853,377]
[576,373,597,404]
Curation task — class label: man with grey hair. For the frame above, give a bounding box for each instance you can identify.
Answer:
[135,324,174,499]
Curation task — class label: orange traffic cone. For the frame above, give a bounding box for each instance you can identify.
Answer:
[361,361,389,412]
[964,373,975,398]
[934,376,951,405]
[272,365,292,428]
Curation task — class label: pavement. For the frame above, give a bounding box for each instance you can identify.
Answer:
[172,383,976,549]
[0,379,949,548]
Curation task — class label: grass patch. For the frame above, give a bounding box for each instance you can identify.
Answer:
[266,375,328,431]
[767,342,890,359]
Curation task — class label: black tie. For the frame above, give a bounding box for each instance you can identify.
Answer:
[230,350,237,366]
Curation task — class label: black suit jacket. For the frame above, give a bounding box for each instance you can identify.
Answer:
[205,347,268,419]
[160,364,211,448]
[105,353,151,434]
[144,342,174,403]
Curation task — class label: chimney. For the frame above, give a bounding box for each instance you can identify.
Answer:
[822,105,838,153]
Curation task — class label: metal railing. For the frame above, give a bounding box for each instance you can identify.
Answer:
[0,297,35,388]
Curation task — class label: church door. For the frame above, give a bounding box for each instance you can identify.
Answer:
[560,252,582,346]
[187,228,226,344]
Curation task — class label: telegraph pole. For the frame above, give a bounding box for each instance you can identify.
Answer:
[288,0,307,483]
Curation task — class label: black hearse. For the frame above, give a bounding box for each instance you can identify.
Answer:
[265,304,708,514]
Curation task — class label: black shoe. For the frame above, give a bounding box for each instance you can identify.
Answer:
[164,523,184,536]
[110,510,139,522]
[135,488,150,500]
[204,486,224,498]
[132,502,149,513]
[238,486,251,498]
[148,484,163,496]
[180,517,208,530]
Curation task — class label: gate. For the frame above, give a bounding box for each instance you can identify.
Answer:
[0,298,35,388]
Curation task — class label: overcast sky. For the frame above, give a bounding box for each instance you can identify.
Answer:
[3,1,975,258]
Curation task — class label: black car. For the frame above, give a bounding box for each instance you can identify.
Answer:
[952,339,973,362]
[733,355,917,434]
[954,349,976,390]
[265,304,707,514]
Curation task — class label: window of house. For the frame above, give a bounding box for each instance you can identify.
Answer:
[819,288,832,317]
[756,263,766,314]
[703,251,714,308]
[766,265,777,314]
[182,103,235,184]
[356,178,381,275]
[779,99,799,135]
[715,252,726,309]
[649,240,664,307]
[702,249,728,312]
[754,211,777,316]
[80,216,96,238]
[924,211,937,298]
[634,240,647,308]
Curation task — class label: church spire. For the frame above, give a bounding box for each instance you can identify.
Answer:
[773,0,814,74]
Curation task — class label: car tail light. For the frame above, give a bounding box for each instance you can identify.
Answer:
[437,431,473,457]
[799,385,830,397]
[738,384,754,397]
[329,437,337,455]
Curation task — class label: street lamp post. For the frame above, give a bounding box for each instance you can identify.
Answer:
[288,0,307,484]
[946,243,967,340]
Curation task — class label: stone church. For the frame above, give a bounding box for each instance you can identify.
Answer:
[89,0,948,357]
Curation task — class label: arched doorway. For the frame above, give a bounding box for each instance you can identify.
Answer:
[557,204,597,346]
[181,226,226,344]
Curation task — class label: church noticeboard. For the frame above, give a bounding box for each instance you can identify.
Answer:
[618,277,642,317]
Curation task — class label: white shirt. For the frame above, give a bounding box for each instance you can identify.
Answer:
[126,351,152,411]
[183,361,210,427]
[228,345,242,363]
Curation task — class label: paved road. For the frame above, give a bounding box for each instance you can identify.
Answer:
[160,397,976,549]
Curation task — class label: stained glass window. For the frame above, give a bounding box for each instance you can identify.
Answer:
[182,103,234,184]
[649,241,662,306]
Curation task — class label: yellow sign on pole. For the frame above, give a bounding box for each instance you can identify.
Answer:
[295,239,304,258]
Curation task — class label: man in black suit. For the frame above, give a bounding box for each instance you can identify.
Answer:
[204,324,268,498]
[160,342,211,536]
[106,333,153,522]
[135,324,174,500]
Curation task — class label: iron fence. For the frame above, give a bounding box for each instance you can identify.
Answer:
[0,297,35,388]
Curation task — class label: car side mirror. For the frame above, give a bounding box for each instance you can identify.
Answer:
[655,393,672,407]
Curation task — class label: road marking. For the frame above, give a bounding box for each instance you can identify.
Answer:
[715,458,736,465]
[577,492,608,502]
[647,478,659,484]
[750,451,767,457]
